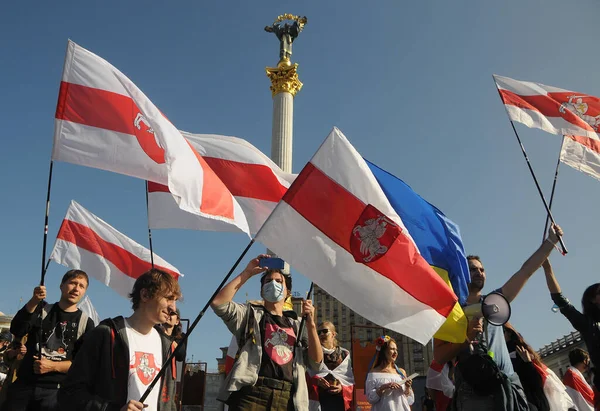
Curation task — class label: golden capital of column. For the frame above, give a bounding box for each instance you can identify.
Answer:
[265,62,303,98]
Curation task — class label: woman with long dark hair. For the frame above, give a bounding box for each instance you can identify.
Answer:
[543,259,600,394]
[503,322,576,411]
[365,336,414,411]
[503,322,550,411]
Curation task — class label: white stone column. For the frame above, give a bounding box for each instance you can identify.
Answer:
[265,62,302,270]
[270,92,294,173]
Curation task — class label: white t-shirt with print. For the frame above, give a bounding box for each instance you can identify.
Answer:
[125,319,163,410]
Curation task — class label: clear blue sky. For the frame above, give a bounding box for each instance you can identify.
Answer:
[2,1,599,370]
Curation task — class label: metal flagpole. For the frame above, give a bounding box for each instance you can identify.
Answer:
[140,238,256,403]
[40,161,55,285]
[506,120,568,254]
[37,160,55,357]
[543,137,566,244]
[145,181,155,268]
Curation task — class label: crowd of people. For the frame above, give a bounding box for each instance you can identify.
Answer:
[0,223,598,411]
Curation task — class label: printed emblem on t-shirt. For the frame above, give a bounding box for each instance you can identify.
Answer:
[130,352,160,385]
[42,321,68,360]
[263,322,295,365]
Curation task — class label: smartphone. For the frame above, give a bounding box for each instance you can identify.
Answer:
[259,257,285,270]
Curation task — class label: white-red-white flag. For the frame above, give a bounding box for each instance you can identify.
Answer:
[560,134,600,181]
[563,366,595,411]
[50,201,182,299]
[148,132,296,235]
[255,128,458,344]
[531,362,576,411]
[494,75,600,140]
[52,40,249,234]
[307,347,354,411]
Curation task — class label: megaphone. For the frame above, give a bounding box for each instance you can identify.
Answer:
[463,291,511,326]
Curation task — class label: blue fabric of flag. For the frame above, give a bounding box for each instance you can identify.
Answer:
[365,159,470,305]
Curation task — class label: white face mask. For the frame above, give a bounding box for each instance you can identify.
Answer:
[262,280,285,303]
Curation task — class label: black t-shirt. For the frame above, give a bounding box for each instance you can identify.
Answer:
[13,304,94,386]
[258,311,305,383]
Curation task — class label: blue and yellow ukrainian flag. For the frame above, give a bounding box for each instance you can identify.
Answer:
[366,160,469,343]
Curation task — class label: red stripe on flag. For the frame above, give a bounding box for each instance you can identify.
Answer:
[566,134,600,155]
[204,157,287,202]
[147,158,288,202]
[430,361,444,373]
[55,81,167,163]
[498,89,595,132]
[148,181,170,193]
[283,163,456,317]
[563,369,595,406]
[55,81,139,135]
[56,219,180,280]
[185,140,235,220]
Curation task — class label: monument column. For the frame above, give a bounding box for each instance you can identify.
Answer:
[264,14,306,173]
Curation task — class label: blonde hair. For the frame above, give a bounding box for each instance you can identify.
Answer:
[319,321,339,348]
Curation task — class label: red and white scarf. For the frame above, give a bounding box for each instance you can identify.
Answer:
[307,347,354,411]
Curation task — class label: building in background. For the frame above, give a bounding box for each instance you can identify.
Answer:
[313,285,432,376]
[539,330,588,379]
[0,313,12,335]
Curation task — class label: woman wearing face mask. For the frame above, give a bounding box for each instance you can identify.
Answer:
[211,254,323,411]
[543,259,600,394]
[365,336,414,411]
[307,322,354,411]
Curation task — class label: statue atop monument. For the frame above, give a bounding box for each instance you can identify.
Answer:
[264,14,307,64]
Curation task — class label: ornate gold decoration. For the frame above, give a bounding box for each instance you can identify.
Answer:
[273,14,307,30]
[265,63,303,98]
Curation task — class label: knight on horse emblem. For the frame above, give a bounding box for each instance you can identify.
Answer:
[350,204,401,263]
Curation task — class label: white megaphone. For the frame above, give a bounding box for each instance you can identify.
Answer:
[462,291,511,326]
[462,292,511,351]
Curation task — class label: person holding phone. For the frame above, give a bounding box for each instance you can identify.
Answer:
[211,254,323,411]
[365,336,414,411]
[307,321,354,411]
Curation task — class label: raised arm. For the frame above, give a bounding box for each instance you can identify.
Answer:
[302,300,323,365]
[210,255,267,308]
[500,224,563,303]
[542,259,587,332]
[542,259,561,294]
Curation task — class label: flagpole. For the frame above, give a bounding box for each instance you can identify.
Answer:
[140,238,256,403]
[543,137,566,242]
[40,161,54,285]
[145,181,155,268]
[507,120,568,254]
[293,282,314,352]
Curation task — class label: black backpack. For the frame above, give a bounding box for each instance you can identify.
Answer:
[457,346,504,396]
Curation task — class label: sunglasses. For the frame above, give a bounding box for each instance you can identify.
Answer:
[318,329,330,335]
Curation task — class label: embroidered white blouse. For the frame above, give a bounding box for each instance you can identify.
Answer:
[365,372,415,411]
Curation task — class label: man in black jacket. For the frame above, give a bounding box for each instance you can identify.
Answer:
[1,269,94,411]
[57,268,182,411]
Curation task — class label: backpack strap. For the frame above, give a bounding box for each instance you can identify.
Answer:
[41,303,54,320]
[77,311,89,339]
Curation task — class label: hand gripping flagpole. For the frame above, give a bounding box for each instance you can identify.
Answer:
[139,238,255,403]
[294,282,314,352]
[36,160,54,357]
[507,120,567,254]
